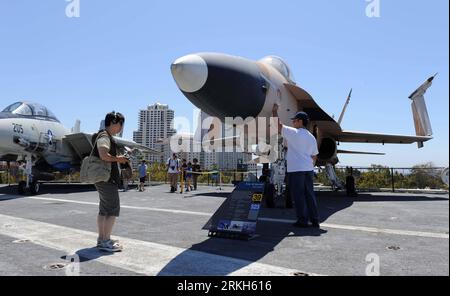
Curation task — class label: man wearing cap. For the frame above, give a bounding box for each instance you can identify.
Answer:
[272,104,321,228]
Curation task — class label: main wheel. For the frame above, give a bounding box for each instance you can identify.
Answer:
[18,181,26,195]
[29,181,40,195]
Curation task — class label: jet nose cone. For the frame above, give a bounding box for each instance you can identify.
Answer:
[171,55,208,93]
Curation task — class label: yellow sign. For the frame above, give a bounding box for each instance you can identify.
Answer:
[252,193,263,202]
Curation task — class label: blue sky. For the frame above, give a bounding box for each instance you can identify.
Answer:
[0,0,448,167]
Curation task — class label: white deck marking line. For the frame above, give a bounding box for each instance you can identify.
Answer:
[258,218,449,239]
[26,196,450,239]
[28,196,211,217]
[0,214,320,276]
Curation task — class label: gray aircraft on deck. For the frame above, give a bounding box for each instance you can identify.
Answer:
[0,102,157,194]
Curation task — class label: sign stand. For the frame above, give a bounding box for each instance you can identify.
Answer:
[203,182,265,241]
[207,230,259,241]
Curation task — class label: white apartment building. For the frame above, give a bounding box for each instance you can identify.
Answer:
[133,103,176,164]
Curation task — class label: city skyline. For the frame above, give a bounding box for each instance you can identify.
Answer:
[132,104,255,171]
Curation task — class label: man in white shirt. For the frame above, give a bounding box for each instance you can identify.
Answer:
[273,104,321,228]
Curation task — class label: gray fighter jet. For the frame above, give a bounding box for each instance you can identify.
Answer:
[0,102,157,194]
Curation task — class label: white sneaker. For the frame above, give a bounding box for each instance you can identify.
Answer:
[97,239,123,252]
[97,238,120,246]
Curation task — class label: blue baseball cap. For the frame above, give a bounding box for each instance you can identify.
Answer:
[291,111,310,121]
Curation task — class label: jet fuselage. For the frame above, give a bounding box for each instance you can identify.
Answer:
[171,53,338,164]
[0,103,74,171]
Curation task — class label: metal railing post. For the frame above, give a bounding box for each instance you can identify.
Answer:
[391,168,395,193]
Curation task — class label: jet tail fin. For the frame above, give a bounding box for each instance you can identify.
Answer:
[71,120,81,133]
[409,74,436,148]
[337,88,352,126]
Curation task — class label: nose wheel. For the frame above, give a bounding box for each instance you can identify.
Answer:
[30,181,40,195]
[18,154,41,195]
[17,180,41,195]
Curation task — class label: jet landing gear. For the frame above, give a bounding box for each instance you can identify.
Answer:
[260,164,275,208]
[17,155,41,195]
[261,144,289,209]
[325,164,345,191]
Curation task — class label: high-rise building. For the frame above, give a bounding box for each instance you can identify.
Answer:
[133,103,176,164]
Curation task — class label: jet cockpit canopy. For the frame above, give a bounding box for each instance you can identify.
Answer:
[259,56,295,82]
[2,102,59,122]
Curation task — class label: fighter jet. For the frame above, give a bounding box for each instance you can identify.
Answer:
[171,53,435,189]
[0,102,157,195]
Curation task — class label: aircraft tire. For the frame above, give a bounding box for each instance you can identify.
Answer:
[29,181,40,195]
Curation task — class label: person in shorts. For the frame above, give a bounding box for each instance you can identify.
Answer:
[167,154,180,193]
[192,158,201,191]
[138,160,148,192]
[185,162,193,192]
[92,112,130,252]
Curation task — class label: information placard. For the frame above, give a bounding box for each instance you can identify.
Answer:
[203,182,265,240]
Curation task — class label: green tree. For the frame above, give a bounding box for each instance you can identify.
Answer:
[356,165,391,189]
[148,163,168,182]
[406,162,447,189]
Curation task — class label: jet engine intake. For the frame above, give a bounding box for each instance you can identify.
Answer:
[318,137,337,161]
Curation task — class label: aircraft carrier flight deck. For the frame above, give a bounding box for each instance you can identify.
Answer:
[0,184,448,276]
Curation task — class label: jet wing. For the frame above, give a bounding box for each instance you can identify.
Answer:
[284,83,342,135]
[0,154,19,162]
[113,137,161,154]
[285,83,433,147]
[64,133,160,161]
[63,133,94,160]
[160,134,243,150]
[337,131,433,145]
[337,149,385,156]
